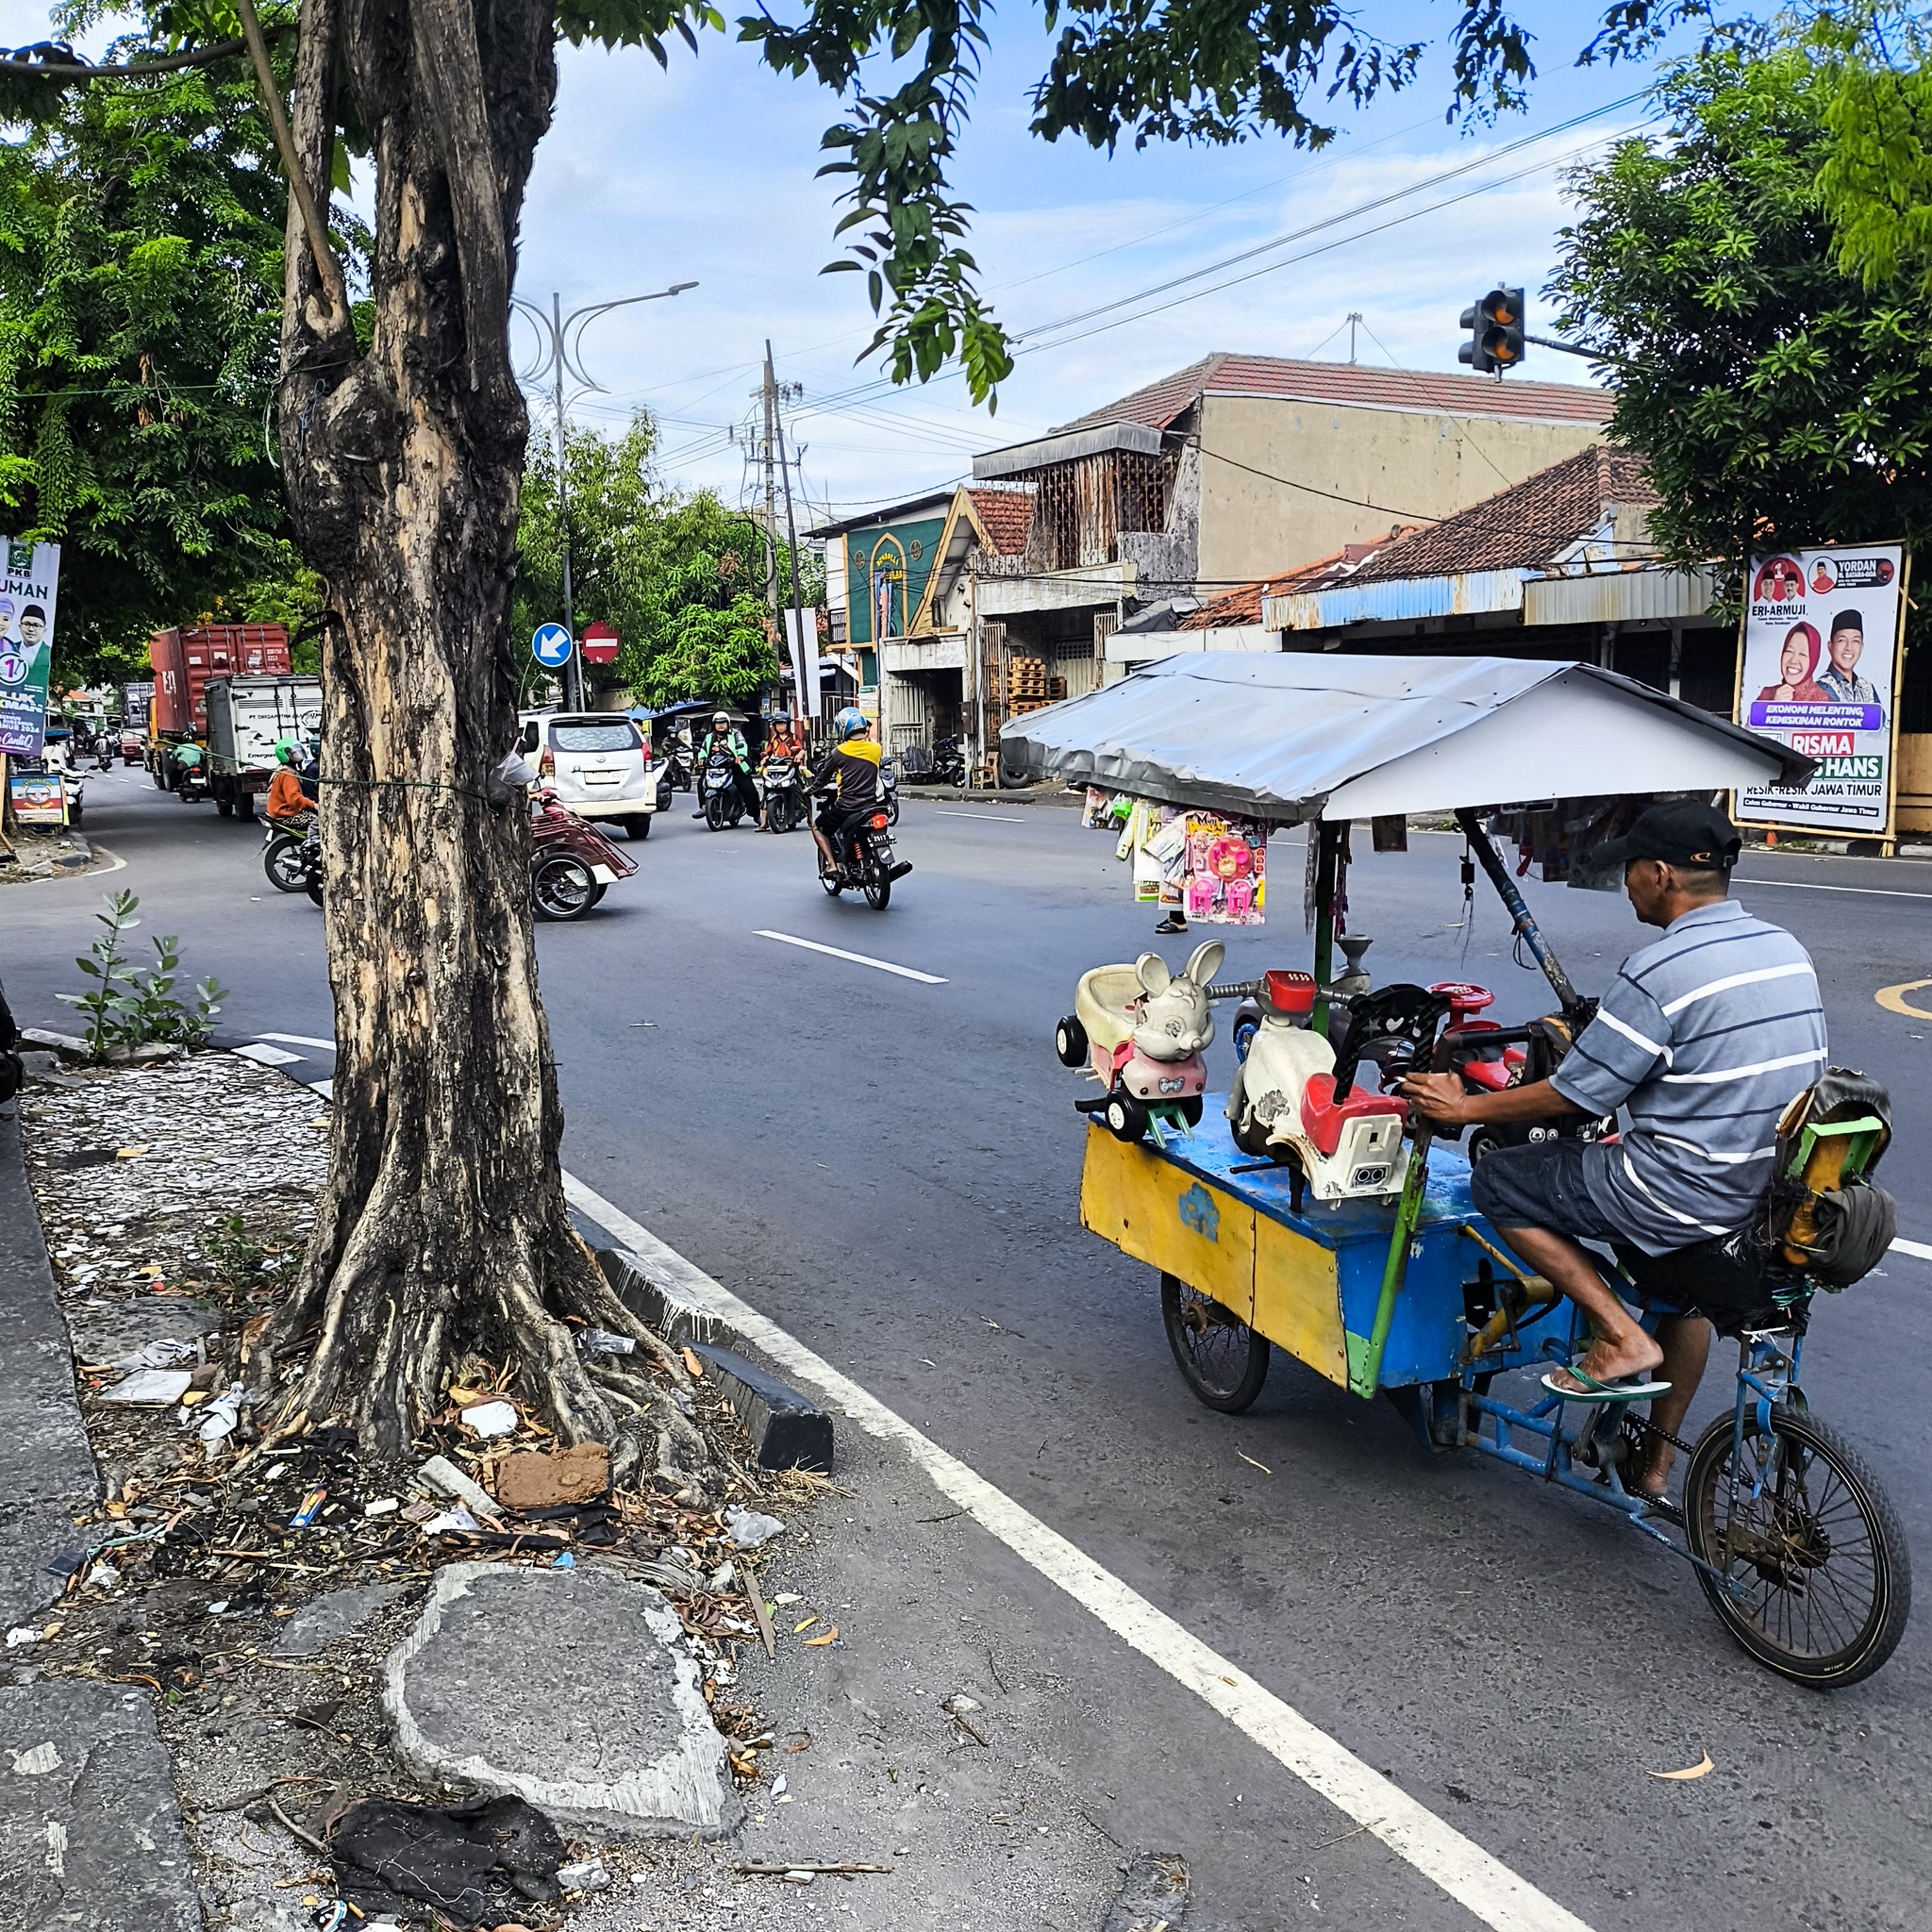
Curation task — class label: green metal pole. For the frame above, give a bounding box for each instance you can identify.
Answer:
[1311,820,1339,1039]
[1348,1125,1434,1398]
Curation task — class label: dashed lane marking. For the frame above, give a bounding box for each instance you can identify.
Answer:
[255,1032,337,1050]
[559,1169,1598,1932]
[754,930,946,984]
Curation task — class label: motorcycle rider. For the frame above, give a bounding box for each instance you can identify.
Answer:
[692,709,759,823]
[760,714,808,830]
[810,708,910,880]
[265,740,314,831]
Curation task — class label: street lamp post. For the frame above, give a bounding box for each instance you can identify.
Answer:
[512,281,695,710]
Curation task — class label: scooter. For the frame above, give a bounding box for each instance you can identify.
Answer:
[761,752,804,833]
[881,757,900,826]
[702,751,750,830]
[263,817,317,894]
[93,740,114,773]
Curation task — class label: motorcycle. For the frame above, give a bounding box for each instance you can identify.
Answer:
[815,790,910,910]
[263,817,318,894]
[702,750,749,830]
[760,752,805,833]
[93,739,114,773]
[660,728,696,793]
[881,757,900,826]
[531,792,636,920]
[901,734,967,787]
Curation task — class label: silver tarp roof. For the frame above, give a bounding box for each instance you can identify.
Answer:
[998,654,1813,821]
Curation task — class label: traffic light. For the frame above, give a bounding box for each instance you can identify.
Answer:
[1457,288,1526,374]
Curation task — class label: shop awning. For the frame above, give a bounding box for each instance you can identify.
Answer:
[998,653,1813,822]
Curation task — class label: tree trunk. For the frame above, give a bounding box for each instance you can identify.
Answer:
[250,0,691,1482]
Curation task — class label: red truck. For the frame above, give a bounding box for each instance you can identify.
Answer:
[147,625,291,797]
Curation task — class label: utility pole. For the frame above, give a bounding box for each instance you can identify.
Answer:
[767,341,812,736]
[512,279,695,709]
[760,359,780,657]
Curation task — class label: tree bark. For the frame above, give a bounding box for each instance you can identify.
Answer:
[251,0,686,1479]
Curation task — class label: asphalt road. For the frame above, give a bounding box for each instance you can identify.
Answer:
[8,763,1932,1931]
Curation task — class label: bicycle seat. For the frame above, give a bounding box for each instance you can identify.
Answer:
[1299,1073,1407,1158]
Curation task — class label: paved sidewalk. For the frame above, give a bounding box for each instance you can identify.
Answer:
[0,1082,204,1932]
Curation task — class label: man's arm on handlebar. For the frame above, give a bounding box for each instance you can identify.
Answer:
[1400,1073,1587,1129]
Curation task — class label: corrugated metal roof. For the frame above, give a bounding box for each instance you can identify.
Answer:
[1053,354,1616,436]
[1180,527,1424,629]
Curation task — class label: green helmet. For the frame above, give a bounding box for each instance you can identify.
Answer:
[274,738,298,766]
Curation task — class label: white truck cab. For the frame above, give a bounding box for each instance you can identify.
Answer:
[517,710,656,839]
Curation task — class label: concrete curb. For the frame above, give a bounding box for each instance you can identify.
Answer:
[691,1342,835,1474]
[594,1246,836,1472]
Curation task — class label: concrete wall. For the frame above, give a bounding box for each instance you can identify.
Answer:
[1196,393,1607,585]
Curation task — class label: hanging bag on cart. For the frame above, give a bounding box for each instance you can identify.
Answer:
[1767,1069,1896,1288]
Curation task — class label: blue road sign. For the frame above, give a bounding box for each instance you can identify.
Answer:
[532,623,574,669]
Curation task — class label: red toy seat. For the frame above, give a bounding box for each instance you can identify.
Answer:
[1299,1073,1408,1157]
[1460,1058,1514,1091]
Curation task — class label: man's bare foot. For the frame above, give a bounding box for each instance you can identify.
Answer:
[1628,1441,1674,1500]
[1547,1335,1666,1396]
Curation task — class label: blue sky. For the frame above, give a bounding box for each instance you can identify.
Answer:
[7,3,1709,519]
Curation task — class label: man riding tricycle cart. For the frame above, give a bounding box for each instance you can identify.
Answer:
[1008,654,1908,1688]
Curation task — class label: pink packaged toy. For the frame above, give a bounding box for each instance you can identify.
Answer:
[1222,876,1254,921]
[1186,874,1218,920]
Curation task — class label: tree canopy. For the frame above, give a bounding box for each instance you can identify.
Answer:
[1551,43,1932,588]
[0,29,347,685]
[512,411,815,706]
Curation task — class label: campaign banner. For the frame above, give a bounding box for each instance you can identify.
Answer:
[1735,542,1907,836]
[0,538,62,759]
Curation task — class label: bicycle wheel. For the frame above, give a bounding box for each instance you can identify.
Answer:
[1684,1405,1910,1687]
[1160,1274,1270,1413]
[532,855,597,922]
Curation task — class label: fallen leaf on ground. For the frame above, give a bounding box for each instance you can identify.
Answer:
[1237,1450,1272,1474]
[115,1146,150,1158]
[804,1625,838,1647]
[792,1615,818,1633]
[682,1347,705,1378]
[1648,1754,1713,1781]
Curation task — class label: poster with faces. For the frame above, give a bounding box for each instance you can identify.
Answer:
[0,537,60,759]
[1735,542,1907,836]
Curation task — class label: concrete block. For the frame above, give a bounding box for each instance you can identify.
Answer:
[274,1582,408,1657]
[383,1561,740,1838]
[692,1343,834,1474]
[597,1246,737,1349]
[0,1681,201,1932]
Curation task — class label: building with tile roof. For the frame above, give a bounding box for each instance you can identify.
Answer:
[1258,446,1735,713]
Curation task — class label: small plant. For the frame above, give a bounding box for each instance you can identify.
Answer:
[57,891,227,1058]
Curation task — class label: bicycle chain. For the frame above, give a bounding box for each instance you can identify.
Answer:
[1622,1408,1695,1457]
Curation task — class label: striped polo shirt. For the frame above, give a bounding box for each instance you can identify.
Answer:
[1550,898,1827,1254]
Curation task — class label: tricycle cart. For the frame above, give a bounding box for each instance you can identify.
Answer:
[1006,655,1910,1687]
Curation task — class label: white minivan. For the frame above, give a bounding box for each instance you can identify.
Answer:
[517,711,657,839]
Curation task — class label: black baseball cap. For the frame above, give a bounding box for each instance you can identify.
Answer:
[1592,799,1741,872]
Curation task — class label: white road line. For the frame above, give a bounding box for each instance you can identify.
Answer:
[934,808,1028,823]
[308,1078,333,1100]
[754,930,947,984]
[1733,875,1932,901]
[256,1032,337,1051]
[1891,1237,1932,1261]
[232,1042,304,1067]
[560,1169,1596,1932]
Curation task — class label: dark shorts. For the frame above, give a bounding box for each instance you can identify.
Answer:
[1467,1137,1624,1245]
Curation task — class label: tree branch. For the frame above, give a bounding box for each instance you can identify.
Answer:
[234,0,350,330]
[0,31,291,81]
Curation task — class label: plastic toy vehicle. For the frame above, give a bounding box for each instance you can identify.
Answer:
[1056,941,1223,1142]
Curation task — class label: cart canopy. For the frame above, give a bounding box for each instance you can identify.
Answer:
[999,654,1812,822]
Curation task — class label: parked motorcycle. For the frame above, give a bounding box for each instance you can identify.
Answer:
[761,752,805,833]
[815,791,910,910]
[263,817,318,894]
[531,792,636,920]
[900,734,967,787]
[702,750,748,830]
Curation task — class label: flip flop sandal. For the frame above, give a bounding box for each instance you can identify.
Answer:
[1541,1359,1672,1403]
[1634,1490,1685,1526]
[1154,916,1188,934]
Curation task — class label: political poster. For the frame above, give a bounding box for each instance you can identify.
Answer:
[8,769,68,824]
[0,537,62,759]
[1735,541,1907,837]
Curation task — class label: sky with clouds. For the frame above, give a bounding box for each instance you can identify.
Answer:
[6,2,1710,523]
